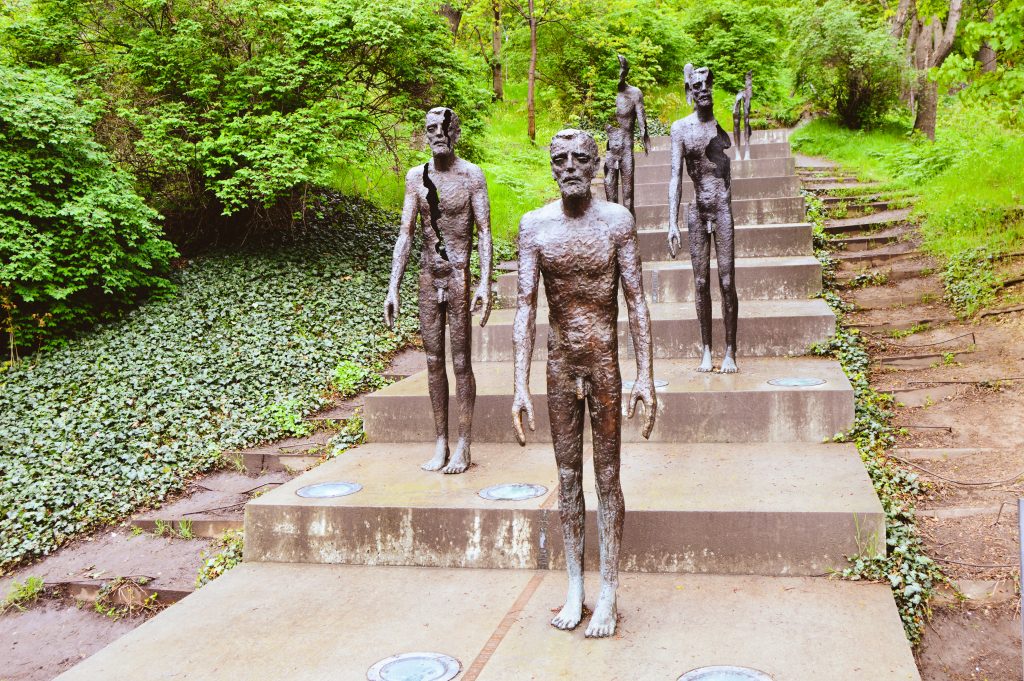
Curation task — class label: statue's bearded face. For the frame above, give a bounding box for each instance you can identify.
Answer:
[425,110,459,155]
[550,135,599,199]
[687,68,714,108]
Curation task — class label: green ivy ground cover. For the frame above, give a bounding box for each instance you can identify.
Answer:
[0,197,419,570]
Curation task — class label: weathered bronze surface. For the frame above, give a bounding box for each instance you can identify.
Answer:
[512,129,656,638]
[385,107,493,474]
[603,55,650,217]
[667,65,739,373]
[732,70,753,160]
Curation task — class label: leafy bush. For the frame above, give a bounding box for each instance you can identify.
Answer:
[789,1,903,128]
[0,197,419,569]
[0,65,176,353]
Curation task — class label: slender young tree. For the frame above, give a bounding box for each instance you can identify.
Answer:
[507,0,560,141]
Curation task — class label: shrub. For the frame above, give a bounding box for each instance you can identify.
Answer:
[0,65,176,353]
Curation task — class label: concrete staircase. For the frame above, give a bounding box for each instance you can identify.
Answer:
[56,132,921,680]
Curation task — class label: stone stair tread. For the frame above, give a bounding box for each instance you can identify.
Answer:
[826,208,913,232]
[485,298,831,324]
[53,562,920,681]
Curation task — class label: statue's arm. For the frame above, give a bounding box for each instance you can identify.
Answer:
[384,169,419,328]
[636,90,650,154]
[511,218,540,445]
[667,126,685,258]
[617,214,656,439]
[470,168,494,326]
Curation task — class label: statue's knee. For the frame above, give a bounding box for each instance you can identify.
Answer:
[425,353,447,373]
[694,276,710,292]
[451,352,471,376]
[719,272,735,294]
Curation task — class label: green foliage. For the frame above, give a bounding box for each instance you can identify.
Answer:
[325,416,367,460]
[0,198,419,569]
[789,1,903,128]
[263,399,314,438]
[196,531,245,587]
[942,248,999,317]
[333,361,385,399]
[1,576,45,614]
[0,65,175,352]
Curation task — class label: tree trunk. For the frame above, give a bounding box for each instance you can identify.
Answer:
[527,0,537,142]
[491,1,503,100]
[439,4,462,39]
[913,78,939,139]
[977,7,997,72]
[910,0,962,140]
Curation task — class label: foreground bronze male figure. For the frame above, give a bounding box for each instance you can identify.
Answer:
[667,64,739,373]
[732,70,753,161]
[385,107,493,474]
[512,130,656,638]
[603,54,650,217]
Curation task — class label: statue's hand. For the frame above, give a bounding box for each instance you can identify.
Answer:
[667,226,681,259]
[384,289,400,329]
[627,375,657,440]
[511,388,535,446]
[471,282,492,328]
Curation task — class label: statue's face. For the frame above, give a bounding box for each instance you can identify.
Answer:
[618,55,629,82]
[688,69,714,108]
[550,136,599,199]
[425,110,458,155]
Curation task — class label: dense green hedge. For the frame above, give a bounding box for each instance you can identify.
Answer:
[0,198,418,569]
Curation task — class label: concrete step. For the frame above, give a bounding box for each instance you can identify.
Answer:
[835,233,902,251]
[824,208,913,235]
[634,156,795,184]
[638,142,791,165]
[639,223,812,260]
[244,442,883,576]
[597,175,800,205]
[364,356,854,444]
[649,129,790,148]
[803,181,882,193]
[494,255,823,305]
[472,299,836,362]
[636,196,806,228]
[54,563,921,681]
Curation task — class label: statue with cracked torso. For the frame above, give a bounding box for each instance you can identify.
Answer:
[667,64,740,374]
[512,129,656,638]
[384,107,493,474]
[603,54,650,217]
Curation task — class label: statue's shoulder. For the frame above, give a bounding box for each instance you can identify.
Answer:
[669,117,693,137]
[593,199,634,235]
[405,164,425,182]
[457,158,487,184]
[522,201,560,226]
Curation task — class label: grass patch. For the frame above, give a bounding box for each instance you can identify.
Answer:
[1,575,44,613]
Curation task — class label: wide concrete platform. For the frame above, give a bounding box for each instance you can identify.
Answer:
[638,142,791,164]
[245,442,883,575]
[55,563,920,681]
[636,196,807,228]
[494,255,823,305]
[472,299,836,361]
[632,155,795,183]
[596,175,800,204]
[638,223,813,259]
[364,357,854,444]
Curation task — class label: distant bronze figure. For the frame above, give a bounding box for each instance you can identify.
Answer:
[603,54,650,217]
[512,129,656,638]
[385,107,493,474]
[732,70,753,161]
[667,65,739,373]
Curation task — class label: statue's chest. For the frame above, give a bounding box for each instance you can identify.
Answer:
[683,123,717,157]
[538,224,616,275]
[417,170,471,215]
[615,95,635,118]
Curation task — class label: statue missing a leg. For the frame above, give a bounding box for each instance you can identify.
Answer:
[732,70,753,161]
[384,107,493,474]
[603,54,650,217]
[512,129,656,638]
[667,65,739,373]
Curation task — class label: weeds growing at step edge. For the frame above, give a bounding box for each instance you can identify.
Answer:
[196,531,245,588]
[808,195,945,646]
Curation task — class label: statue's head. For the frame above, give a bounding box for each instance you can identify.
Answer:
[550,129,599,199]
[425,107,461,156]
[617,54,629,84]
[684,64,714,108]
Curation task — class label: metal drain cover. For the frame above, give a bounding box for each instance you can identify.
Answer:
[622,379,669,391]
[678,666,774,681]
[767,376,827,387]
[367,652,460,681]
[295,481,362,499]
[479,483,548,501]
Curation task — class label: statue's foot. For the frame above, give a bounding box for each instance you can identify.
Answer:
[421,438,448,472]
[442,438,471,474]
[551,581,585,631]
[720,355,739,374]
[697,347,714,373]
[584,584,617,638]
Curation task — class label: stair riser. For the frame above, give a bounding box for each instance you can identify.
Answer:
[598,175,800,204]
[634,157,795,184]
[636,197,806,228]
[638,225,813,259]
[245,505,879,576]
[648,130,790,149]
[471,314,835,361]
[638,142,791,164]
[364,389,853,444]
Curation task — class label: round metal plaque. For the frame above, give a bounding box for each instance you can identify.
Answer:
[367,652,460,681]
[622,379,669,391]
[767,376,827,387]
[678,666,774,681]
[479,483,548,502]
[295,481,362,499]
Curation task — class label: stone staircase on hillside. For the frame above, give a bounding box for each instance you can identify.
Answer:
[56,132,922,680]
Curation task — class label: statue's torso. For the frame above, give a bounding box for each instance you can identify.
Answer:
[674,115,732,212]
[413,158,478,271]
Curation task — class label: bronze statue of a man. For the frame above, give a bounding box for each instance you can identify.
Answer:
[512,129,656,638]
[667,65,739,373]
[603,55,650,217]
[384,107,493,474]
[732,70,753,161]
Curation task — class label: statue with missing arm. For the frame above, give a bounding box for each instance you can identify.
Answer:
[511,129,656,638]
[384,107,493,474]
[603,54,650,217]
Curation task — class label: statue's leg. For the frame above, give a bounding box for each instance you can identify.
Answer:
[547,356,586,631]
[732,110,742,160]
[442,270,475,474]
[603,159,619,205]
[419,272,449,471]
[584,361,623,639]
[715,204,739,373]
[689,209,714,372]
[621,150,635,217]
